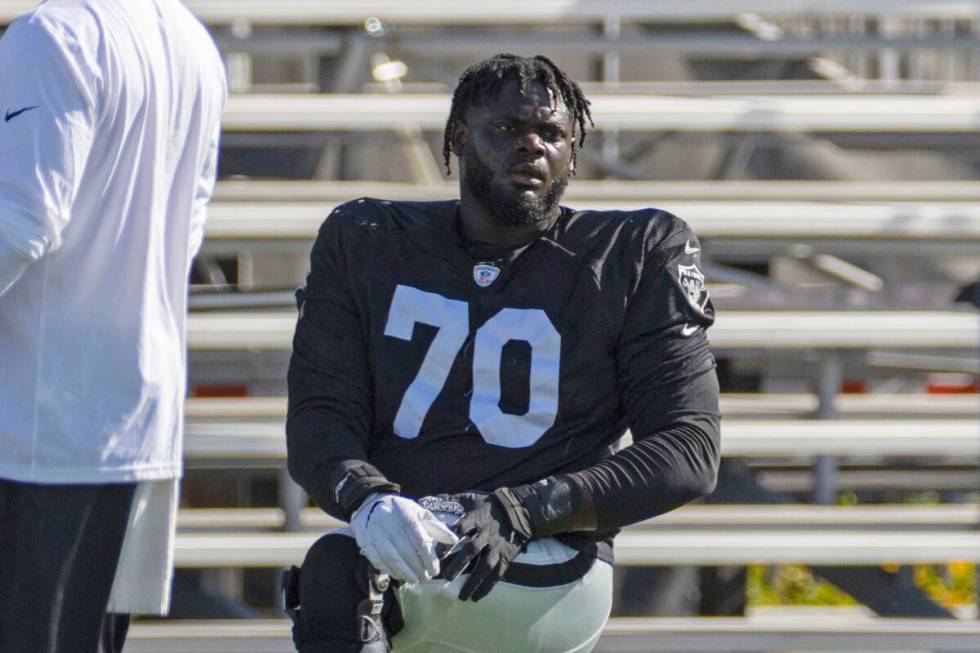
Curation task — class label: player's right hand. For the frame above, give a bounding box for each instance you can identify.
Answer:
[350,493,459,584]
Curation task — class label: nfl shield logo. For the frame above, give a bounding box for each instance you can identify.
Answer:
[473,263,501,288]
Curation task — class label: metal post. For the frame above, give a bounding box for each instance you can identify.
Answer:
[814,350,843,505]
[878,16,900,88]
[225,20,254,93]
[279,469,306,532]
[315,32,369,180]
[942,19,957,81]
[602,16,621,168]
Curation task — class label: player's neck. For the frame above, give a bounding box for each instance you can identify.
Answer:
[456,198,560,247]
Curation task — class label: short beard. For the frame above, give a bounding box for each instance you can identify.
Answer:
[463,155,569,227]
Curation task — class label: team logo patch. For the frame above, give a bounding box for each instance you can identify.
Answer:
[678,263,709,311]
[473,263,501,288]
[418,496,465,516]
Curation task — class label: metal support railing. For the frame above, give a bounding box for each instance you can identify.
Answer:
[278,469,307,532]
[813,349,844,505]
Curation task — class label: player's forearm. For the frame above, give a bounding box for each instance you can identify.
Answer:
[286,308,388,519]
[572,415,720,532]
[500,367,720,537]
[494,474,597,538]
[498,416,718,540]
[285,406,400,521]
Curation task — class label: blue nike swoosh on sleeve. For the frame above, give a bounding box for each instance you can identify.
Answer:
[5,106,38,122]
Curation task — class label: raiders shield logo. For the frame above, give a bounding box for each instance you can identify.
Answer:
[678,263,709,311]
[473,263,501,287]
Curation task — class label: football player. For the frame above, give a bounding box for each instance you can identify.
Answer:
[285,53,720,652]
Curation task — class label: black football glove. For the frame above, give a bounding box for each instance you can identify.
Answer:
[439,491,530,602]
[439,477,596,602]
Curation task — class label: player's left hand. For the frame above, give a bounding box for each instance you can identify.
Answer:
[438,491,530,602]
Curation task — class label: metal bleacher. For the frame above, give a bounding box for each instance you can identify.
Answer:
[196,1,978,649]
[7,1,979,650]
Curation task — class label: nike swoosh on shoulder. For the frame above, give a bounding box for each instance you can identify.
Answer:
[5,106,38,122]
[680,323,700,337]
[684,240,700,255]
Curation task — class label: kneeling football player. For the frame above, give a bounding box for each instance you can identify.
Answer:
[284,53,721,653]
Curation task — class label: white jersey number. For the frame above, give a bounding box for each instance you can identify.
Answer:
[384,284,561,448]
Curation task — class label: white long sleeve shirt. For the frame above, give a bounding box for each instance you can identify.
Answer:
[0,0,227,483]
[0,236,31,296]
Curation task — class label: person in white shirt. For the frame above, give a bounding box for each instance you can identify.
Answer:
[0,1,226,650]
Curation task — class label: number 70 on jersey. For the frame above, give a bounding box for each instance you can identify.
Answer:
[384,285,561,449]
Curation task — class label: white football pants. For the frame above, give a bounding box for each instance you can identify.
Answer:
[391,536,613,653]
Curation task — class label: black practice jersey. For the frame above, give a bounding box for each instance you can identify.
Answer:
[287,198,721,550]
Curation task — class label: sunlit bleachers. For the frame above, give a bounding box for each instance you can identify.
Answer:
[7,0,977,639]
[122,617,980,653]
[6,1,980,25]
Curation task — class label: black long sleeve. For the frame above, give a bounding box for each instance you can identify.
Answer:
[569,226,721,532]
[286,210,380,519]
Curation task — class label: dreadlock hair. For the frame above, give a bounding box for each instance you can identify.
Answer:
[442,53,593,175]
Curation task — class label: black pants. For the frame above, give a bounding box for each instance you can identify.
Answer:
[0,479,136,653]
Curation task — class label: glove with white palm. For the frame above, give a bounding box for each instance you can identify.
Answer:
[350,493,459,584]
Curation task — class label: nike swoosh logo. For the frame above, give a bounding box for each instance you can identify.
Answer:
[5,106,38,122]
[684,240,700,255]
[680,323,699,337]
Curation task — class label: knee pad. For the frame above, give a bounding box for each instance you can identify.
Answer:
[285,533,402,652]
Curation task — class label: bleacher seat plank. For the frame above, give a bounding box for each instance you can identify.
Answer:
[178,508,290,531]
[184,421,286,458]
[204,200,980,241]
[631,503,980,529]
[720,419,980,456]
[612,530,980,565]
[714,312,978,348]
[123,617,980,653]
[720,392,980,416]
[182,418,980,460]
[171,530,980,568]
[213,179,980,204]
[8,1,980,25]
[176,503,980,532]
[598,617,980,652]
[186,396,287,418]
[759,468,980,493]
[185,311,979,350]
[220,93,980,132]
[183,393,980,419]
[186,312,294,350]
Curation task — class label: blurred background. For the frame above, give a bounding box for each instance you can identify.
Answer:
[4,1,979,651]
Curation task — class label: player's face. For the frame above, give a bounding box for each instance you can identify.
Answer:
[455,77,575,228]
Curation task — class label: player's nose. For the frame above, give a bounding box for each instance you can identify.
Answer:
[515,132,546,158]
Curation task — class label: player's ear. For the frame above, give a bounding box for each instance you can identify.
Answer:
[450,121,468,156]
